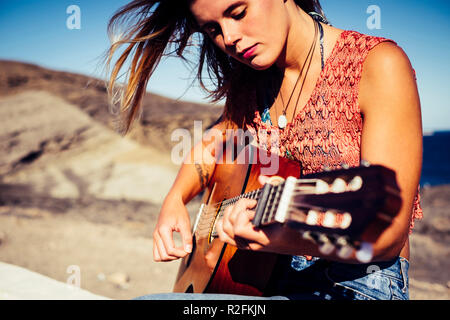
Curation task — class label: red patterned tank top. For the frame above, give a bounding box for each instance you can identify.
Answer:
[248,30,423,233]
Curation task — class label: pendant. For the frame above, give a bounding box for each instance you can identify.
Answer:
[278,114,288,129]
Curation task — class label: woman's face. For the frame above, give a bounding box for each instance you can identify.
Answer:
[190,0,291,70]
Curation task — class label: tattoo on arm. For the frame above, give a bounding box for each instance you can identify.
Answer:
[195,163,210,190]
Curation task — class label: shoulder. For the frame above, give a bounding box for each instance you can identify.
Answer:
[363,40,413,78]
[358,39,418,115]
[342,30,412,73]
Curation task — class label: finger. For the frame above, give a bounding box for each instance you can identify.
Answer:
[155,232,178,261]
[154,233,168,261]
[224,198,256,222]
[152,229,161,261]
[221,212,236,240]
[233,209,264,241]
[176,219,193,254]
[221,204,238,239]
[153,238,161,262]
[159,226,188,258]
[234,198,257,214]
[222,203,234,221]
[153,239,161,262]
[233,209,255,233]
[216,218,237,246]
[223,201,257,241]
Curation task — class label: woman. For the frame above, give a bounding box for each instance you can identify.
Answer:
[106,0,423,300]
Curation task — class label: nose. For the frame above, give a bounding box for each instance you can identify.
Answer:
[221,22,241,49]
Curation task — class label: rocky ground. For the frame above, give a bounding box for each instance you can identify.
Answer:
[0,61,448,300]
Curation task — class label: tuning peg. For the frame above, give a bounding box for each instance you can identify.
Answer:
[306,210,319,226]
[339,213,352,229]
[315,179,329,194]
[348,176,363,191]
[355,242,374,263]
[335,237,353,259]
[330,178,347,193]
[301,231,317,244]
[318,234,335,255]
[337,245,353,259]
[323,211,337,228]
[341,163,350,169]
[360,159,371,167]
[323,165,331,172]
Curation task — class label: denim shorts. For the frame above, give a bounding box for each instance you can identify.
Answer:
[134,256,409,301]
[270,255,410,300]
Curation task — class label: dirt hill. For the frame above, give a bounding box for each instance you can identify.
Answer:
[0,60,223,153]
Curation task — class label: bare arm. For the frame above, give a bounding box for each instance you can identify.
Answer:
[357,41,422,260]
[153,119,227,261]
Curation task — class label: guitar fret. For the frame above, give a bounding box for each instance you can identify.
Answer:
[272,185,282,223]
[260,190,269,224]
[263,186,275,224]
[199,189,264,239]
[270,187,278,224]
[268,186,280,223]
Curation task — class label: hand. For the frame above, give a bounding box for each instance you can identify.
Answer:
[215,175,275,251]
[153,195,193,262]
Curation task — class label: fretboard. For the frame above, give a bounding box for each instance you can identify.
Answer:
[194,177,319,240]
[197,183,286,240]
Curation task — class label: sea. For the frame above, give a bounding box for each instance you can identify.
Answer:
[421,130,450,186]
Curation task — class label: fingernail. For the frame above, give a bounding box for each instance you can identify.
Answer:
[185,244,192,253]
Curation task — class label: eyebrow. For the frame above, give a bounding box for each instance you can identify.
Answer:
[198,1,246,31]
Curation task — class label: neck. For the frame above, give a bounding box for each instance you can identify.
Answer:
[275,5,318,79]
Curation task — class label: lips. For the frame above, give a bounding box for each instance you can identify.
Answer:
[240,44,258,59]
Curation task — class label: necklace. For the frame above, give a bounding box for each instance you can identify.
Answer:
[277,19,320,129]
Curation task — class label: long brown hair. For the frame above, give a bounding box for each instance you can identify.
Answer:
[104,0,328,133]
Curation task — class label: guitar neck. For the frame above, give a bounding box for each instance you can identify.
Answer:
[206,178,317,238]
[198,164,401,242]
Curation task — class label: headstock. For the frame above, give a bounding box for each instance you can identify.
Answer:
[252,164,402,262]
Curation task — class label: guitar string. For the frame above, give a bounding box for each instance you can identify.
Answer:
[197,182,322,220]
[193,177,350,234]
[194,186,327,234]
[195,186,324,228]
[195,194,356,238]
[193,183,331,231]
[195,197,352,239]
[199,177,324,214]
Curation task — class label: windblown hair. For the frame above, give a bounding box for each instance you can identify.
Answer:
[104,0,328,133]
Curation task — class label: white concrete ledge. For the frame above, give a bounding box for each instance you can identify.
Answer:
[0,262,109,300]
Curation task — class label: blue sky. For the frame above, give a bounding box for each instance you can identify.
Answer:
[0,0,449,131]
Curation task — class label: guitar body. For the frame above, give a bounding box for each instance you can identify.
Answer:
[173,145,302,295]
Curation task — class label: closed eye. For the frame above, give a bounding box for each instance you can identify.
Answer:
[232,8,246,20]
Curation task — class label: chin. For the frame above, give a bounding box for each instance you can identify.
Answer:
[247,56,274,71]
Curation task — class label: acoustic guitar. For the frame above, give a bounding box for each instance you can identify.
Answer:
[173,144,401,296]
